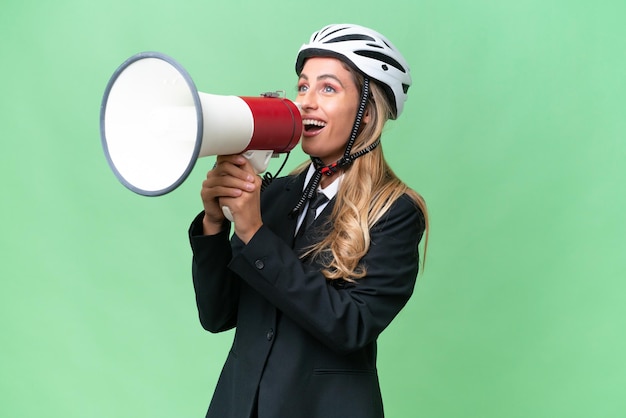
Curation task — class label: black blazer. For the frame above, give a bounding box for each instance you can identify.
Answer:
[189,170,425,418]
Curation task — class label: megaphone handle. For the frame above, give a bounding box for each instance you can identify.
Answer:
[242,150,274,173]
[222,206,235,222]
[221,150,274,221]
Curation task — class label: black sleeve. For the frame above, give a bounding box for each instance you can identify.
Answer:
[188,212,240,333]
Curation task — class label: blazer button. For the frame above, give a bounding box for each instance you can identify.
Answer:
[266,328,274,341]
[255,259,264,270]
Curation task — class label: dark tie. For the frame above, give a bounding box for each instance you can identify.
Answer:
[300,191,329,234]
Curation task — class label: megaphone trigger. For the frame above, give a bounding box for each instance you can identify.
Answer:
[242,150,275,174]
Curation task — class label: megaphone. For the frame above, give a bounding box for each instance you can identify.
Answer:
[100,51,302,200]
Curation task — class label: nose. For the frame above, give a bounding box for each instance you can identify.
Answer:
[296,89,317,112]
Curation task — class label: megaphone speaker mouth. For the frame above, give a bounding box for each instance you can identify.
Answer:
[100,51,204,196]
[100,51,303,197]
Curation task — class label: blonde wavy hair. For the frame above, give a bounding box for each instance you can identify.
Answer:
[293,71,429,281]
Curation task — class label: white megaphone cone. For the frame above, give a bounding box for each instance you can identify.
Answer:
[100,52,302,219]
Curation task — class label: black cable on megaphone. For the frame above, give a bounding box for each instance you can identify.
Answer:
[100,51,303,207]
[260,151,291,192]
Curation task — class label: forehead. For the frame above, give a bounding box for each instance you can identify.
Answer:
[299,57,354,79]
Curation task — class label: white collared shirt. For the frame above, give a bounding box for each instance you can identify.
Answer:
[295,164,343,234]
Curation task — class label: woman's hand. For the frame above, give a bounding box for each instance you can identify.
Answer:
[200,154,262,242]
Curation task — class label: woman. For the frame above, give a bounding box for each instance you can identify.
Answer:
[188,23,429,418]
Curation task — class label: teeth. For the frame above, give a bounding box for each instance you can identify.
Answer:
[302,119,327,127]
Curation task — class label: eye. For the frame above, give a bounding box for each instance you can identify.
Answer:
[297,84,309,93]
[322,84,336,93]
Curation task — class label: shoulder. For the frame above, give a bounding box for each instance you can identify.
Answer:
[372,192,426,241]
[397,193,426,227]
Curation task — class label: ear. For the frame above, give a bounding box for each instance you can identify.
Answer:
[363,107,371,125]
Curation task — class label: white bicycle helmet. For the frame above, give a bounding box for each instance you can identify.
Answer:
[295,23,412,119]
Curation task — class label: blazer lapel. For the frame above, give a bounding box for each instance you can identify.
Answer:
[261,170,336,251]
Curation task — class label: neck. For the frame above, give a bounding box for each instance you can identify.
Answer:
[320,172,341,189]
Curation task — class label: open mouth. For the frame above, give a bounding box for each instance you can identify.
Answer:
[302,118,327,133]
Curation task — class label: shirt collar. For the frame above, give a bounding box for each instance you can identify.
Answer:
[303,163,343,200]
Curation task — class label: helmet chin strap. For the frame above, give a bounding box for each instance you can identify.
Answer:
[291,77,379,217]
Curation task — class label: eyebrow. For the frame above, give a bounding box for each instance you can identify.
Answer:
[299,73,345,88]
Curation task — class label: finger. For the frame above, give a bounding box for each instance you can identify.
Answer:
[213,158,255,183]
[208,170,256,193]
[205,173,256,193]
[215,154,247,168]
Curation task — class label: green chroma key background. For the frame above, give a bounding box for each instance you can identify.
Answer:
[1,0,624,416]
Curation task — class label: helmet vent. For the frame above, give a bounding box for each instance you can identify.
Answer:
[316,26,347,41]
[354,50,407,73]
[325,34,376,43]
